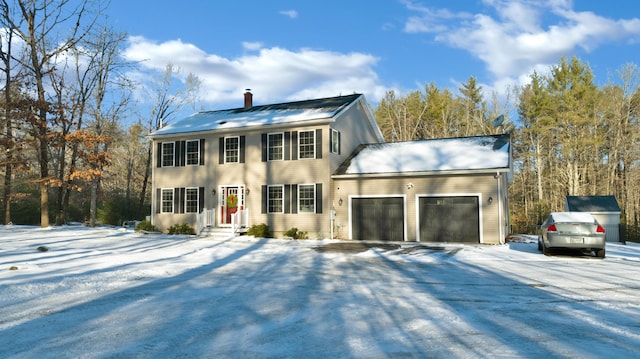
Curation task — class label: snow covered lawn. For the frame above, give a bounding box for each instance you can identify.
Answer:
[1,226,639,358]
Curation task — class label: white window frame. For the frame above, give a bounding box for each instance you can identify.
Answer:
[185,187,199,213]
[186,140,200,166]
[267,132,284,161]
[161,188,174,213]
[267,185,284,214]
[298,184,316,213]
[298,130,315,159]
[162,142,175,167]
[331,129,339,154]
[225,136,240,163]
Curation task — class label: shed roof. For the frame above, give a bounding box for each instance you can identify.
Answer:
[335,134,510,176]
[151,93,362,137]
[565,196,621,213]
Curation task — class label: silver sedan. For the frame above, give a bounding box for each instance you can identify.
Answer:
[538,212,606,258]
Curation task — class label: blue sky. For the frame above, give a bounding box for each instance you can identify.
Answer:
[106,0,640,115]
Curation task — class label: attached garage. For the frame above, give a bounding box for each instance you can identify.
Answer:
[351,197,405,241]
[418,196,480,243]
[333,134,512,244]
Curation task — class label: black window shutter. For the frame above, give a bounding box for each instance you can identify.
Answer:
[157,142,162,168]
[240,136,246,163]
[292,131,298,160]
[316,129,322,159]
[284,132,291,160]
[219,137,224,164]
[261,133,267,162]
[155,188,161,213]
[199,139,205,165]
[199,187,205,212]
[284,184,291,214]
[291,184,298,214]
[177,141,186,167]
[338,131,341,155]
[174,142,180,166]
[316,183,323,213]
[176,188,185,214]
[261,185,267,214]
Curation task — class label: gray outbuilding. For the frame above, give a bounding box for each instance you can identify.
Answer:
[564,196,622,242]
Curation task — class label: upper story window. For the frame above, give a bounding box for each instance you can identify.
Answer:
[162,142,175,167]
[268,133,284,161]
[157,139,204,168]
[186,140,200,165]
[219,136,245,164]
[298,130,315,159]
[225,136,239,163]
[331,129,340,154]
[161,188,174,213]
[298,184,316,213]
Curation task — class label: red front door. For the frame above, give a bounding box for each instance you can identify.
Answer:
[219,185,244,225]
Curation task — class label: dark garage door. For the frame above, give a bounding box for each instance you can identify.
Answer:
[419,196,479,243]
[352,197,404,241]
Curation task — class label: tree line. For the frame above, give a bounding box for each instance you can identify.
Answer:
[0,0,198,227]
[1,1,638,240]
[375,57,640,241]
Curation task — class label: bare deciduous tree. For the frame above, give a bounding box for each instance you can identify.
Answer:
[5,0,100,227]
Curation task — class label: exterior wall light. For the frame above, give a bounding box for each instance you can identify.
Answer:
[338,198,343,206]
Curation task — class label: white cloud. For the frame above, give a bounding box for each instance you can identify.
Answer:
[404,0,640,90]
[242,41,264,51]
[121,36,387,108]
[279,10,298,19]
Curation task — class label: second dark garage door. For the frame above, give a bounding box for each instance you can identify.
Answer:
[352,197,404,241]
[419,196,480,243]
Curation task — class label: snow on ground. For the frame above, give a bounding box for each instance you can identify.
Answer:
[1,226,639,359]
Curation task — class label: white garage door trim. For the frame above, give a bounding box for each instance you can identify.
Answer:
[415,193,484,243]
[348,194,407,241]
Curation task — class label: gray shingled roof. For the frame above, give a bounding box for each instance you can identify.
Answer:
[565,195,621,213]
[151,94,362,137]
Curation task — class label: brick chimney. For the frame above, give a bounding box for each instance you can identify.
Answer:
[244,89,253,108]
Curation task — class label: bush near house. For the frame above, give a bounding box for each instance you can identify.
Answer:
[135,220,158,233]
[284,227,307,239]
[247,223,273,238]
[167,223,195,235]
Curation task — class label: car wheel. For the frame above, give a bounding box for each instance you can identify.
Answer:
[537,237,542,251]
[595,248,605,258]
[542,242,551,256]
